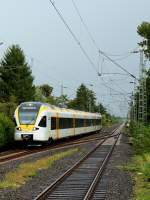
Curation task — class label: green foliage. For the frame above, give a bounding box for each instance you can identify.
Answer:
[133,22,150,123]
[0,95,17,119]
[137,22,150,59]
[129,122,150,154]
[125,120,150,199]
[130,72,150,123]
[0,102,17,119]
[34,85,58,105]
[101,114,109,126]
[0,113,15,147]
[96,103,106,114]
[0,45,35,103]
[123,153,150,200]
[54,95,69,107]
[67,83,118,126]
[34,86,47,102]
[39,84,53,98]
[68,84,97,112]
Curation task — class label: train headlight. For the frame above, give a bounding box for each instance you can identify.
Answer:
[32,127,39,131]
[16,127,21,131]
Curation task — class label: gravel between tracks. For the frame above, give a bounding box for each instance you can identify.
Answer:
[0,141,99,200]
[99,133,133,200]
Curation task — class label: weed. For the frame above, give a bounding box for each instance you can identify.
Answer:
[0,148,78,189]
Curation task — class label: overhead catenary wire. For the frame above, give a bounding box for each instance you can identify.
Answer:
[114,54,132,61]
[109,78,129,95]
[104,46,139,57]
[49,0,135,109]
[49,0,131,115]
[49,0,98,74]
[99,50,136,79]
[71,0,137,80]
[71,0,99,50]
[99,77,130,103]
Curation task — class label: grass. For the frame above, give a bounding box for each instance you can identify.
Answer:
[120,124,150,199]
[122,123,150,200]
[0,148,78,189]
[123,153,150,200]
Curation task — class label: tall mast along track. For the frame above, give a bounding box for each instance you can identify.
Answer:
[34,124,123,200]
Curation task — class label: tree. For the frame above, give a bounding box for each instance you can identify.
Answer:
[0,45,35,103]
[137,22,150,59]
[94,103,107,114]
[40,84,53,98]
[34,85,57,105]
[68,84,91,111]
[68,84,101,112]
[55,95,69,107]
[34,86,47,102]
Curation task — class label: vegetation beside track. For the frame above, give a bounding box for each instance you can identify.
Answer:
[125,21,150,200]
[0,148,78,189]
[124,123,150,200]
[0,113,15,148]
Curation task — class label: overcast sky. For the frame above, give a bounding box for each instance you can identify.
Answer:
[0,0,150,117]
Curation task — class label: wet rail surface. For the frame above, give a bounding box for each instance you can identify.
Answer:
[34,124,123,200]
[0,125,119,165]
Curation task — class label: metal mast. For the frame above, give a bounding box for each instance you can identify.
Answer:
[138,49,147,124]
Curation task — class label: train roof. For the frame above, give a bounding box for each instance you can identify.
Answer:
[19,102,101,118]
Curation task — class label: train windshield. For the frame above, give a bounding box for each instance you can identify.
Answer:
[18,103,41,125]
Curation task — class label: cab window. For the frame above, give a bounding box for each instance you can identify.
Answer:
[13,118,17,127]
[38,116,47,127]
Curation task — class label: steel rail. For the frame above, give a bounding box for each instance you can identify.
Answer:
[83,133,120,200]
[34,125,122,200]
[0,127,118,165]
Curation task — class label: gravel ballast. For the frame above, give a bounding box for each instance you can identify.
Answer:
[93,133,133,200]
[0,141,98,200]
[0,126,133,200]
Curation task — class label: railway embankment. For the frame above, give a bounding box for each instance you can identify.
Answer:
[122,124,150,200]
[0,125,134,200]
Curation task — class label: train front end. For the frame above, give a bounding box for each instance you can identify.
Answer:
[14,102,49,143]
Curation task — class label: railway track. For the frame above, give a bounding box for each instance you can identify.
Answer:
[34,124,123,200]
[0,125,119,165]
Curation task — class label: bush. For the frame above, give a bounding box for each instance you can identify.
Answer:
[130,122,150,154]
[0,113,15,148]
[0,102,17,119]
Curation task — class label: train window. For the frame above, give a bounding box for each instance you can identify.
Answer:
[86,119,101,127]
[13,118,17,127]
[95,119,97,125]
[96,119,100,125]
[59,118,73,129]
[99,118,101,125]
[51,117,56,130]
[75,118,84,128]
[38,116,47,127]
[85,119,92,127]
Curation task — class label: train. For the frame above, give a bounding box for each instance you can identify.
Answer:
[14,102,102,144]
